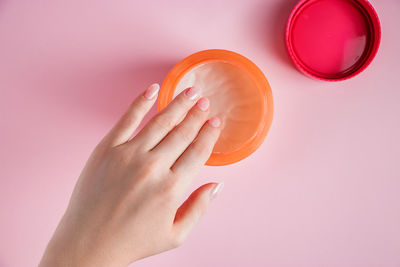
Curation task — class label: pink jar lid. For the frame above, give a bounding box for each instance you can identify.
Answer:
[285,0,381,81]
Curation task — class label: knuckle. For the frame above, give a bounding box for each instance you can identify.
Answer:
[93,141,111,156]
[120,113,139,129]
[175,93,190,107]
[137,153,162,177]
[134,97,148,111]
[187,108,205,122]
[158,177,180,203]
[140,158,158,177]
[113,149,133,166]
[153,114,175,132]
[174,126,195,144]
[193,140,210,155]
[147,154,163,169]
[123,154,160,187]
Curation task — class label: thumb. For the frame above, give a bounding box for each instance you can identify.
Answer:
[172,182,224,244]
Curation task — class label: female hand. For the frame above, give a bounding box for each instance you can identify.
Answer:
[39,84,223,267]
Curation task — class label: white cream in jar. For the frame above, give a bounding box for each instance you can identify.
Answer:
[173,61,264,153]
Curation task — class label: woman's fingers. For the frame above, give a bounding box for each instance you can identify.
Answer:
[104,83,159,147]
[171,117,221,175]
[172,183,224,246]
[152,97,210,165]
[132,87,200,151]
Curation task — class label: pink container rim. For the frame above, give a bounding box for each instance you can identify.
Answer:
[285,0,381,81]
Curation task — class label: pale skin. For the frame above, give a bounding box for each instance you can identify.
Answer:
[39,84,223,267]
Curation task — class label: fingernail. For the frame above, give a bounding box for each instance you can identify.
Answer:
[185,86,199,100]
[208,117,221,128]
[143,83,160,100]
[211,182,224,200]
[196,97,209,111]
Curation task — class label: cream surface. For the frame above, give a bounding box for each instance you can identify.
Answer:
[174,61,263,153]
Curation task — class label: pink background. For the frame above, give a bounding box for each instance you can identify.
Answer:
[1,0,399,266]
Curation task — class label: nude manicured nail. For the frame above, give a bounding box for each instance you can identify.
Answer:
[211,182,224,200]
[208,117,221,128]
[196,97,209,111]
[143,83,160,100]
[185,86,199,100]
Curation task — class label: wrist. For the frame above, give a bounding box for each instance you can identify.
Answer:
[39,233,132,267]
[39,227,126,267]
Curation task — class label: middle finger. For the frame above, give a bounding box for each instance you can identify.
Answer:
[131,87,200,151]
[152,97,210,166]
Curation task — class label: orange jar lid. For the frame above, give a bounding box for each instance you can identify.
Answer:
[158,49,273,166]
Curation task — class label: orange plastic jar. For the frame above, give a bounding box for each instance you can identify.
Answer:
[158,49,273,166]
